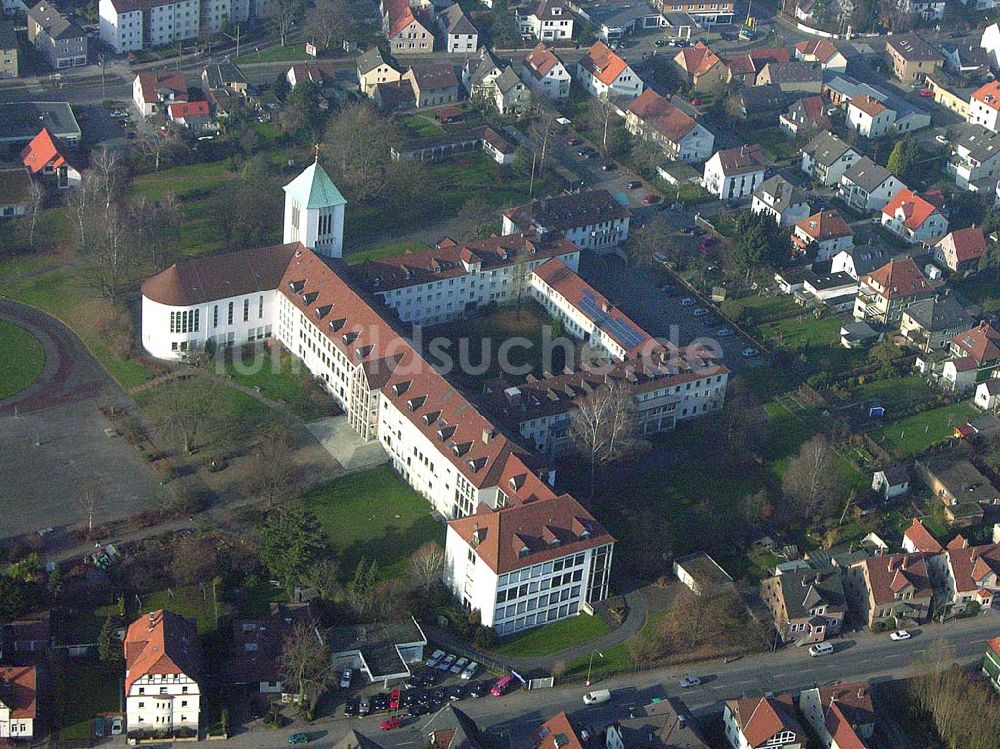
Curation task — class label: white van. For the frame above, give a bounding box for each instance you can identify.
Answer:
[808,642,834,657]
[583,689,611,705]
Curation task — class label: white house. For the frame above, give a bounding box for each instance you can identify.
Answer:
[982,22,1000,69]
[947,124,1000,190]
[492,67,530,115]
[521,43,570,99]
[702,144,766,201]
[847,95,896,139]
[501,189,630,253]
[517,0,573,41]
[752,175,810,227]
[793,39,847,72]
[624,89,714,164]
[798,683,875,749]
[723,695,804,749]
[0,666,36,740]
[839,157,904,214]
[801,132,859,187]
[437,3,477,54]
[975,377,1000,411]
[968,80,1000,132]
[443,495,613,636]
[125,610,201,734]
[792,210,854,261]
[880,188,948,244]
[100,0,204,53]
[575,41,643,99]
[133,70,187,117]
[872,465,910,500]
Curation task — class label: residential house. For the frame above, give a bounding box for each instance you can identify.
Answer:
[899,295,970,352]
[651,0,734,26]
[444,494,614,636]
[934,226,987,275]
[201,60,249,116]
[27,2,86,70]
[382,0,435,55]
[357,47,402,97]
[755,61,822,96]
[534,712,588,749]
[673,552,734,596]
[848,553,934,627]
[940,542,1000,613]
[286,62,338,94]
[624,89,714,163]
[738,84,786,123]
[492,67,530,114]
[800,131,859,187]
[830,244,891,281]
[822,73,931,133]
[799,683,875,749]
[0,168,33,218]
[133,70,187,117]
[800,270,859,312]
[983,637,1000,692]
[374,79,416,111]
[902,518,943,553]
[847,95,896,139]
[792,210,854,261]
[437,3,477,54]
[885,34,943,84]
[462,48,504,100]
[0,612,50,660]
[839,157,904,214]
[576,41,643,99]
[761,567,846,644]
[853,257,933,326]
[880,189,948,244]
[521,43,570,99]
[983,22,1000,69]
[948,322,1000,385]
[0,20,16,79]
[751,175,810,227]
[723,694,804,749]
[425,705,483,749]
[517,0,573,41]
[0,666,36,739]
[0,101,81,146]
[124,610,201,733]
[926,74,976,118]
[501,189,631,252]
[794,39,847,72]
[222,602,314,696]
[947,124,1000,190]
[168,100,212,130]
[780,95,830,135]
[403,64,460,108]
[975,378,1000,411]
[968,80,1000,132]
[723,47,790,87]
[702,144,766,200]
[674,42,727,93]
[872,465,910,500]
[941,42,990,77]
[605,698,711,749]
[916,458,996,525]
[20,127,80,189]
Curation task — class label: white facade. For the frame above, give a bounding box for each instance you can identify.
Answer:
[101,0,144,53]
[969,96,1000,133]
[281,162,346,258]
[751,184,810,227]
[847,101,895,138]
[141,291,276,359]
[839,172,904,214]
[101,0,251,52]
[126,673,200,732]
[723,702,802,749]
[575,64,643,100]
[976,379,1000,411]
[520,58,571,100]
[703,155,765,200]
[518,4,573,40]
[881,207,947,244]
[982,23,1000,68]
[501,216,628,254]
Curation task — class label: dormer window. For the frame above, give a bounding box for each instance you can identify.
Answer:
[343,331,359,345]
[315,304,332,319]
[407,395,427,411]
[328,318,345,332]
[453,441,471,457]
[468,456,487,472]
[423,410,441,426]
[302,291,319,305]
[393,381,410,396]
[356,344,374,359]
[288,280,305,293]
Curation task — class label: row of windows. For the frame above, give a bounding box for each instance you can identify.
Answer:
[496,567,584,603]
[495,601,578,635]
[495,585,581,622]
[170,309,199,333]
[497,553,585,588]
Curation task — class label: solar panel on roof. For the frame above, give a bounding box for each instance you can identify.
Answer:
[577,290,646,349]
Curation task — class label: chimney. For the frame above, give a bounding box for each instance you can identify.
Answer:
[858,686,867,699]
[482,428,495,444]
[148,612,156,630]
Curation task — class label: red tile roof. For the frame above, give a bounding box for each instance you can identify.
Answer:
[384,0,425,39]
[524,43,563,78]
[136,70,187,104]
[795,210,853,242]
[881,189,940,231]
[937,226,987,264]
[860,553,933,606]
[20,128,65,174]
[850,94,888,117]
[534,712,586,749]
[125,610,201,694]
[0,666,36,719]
[795,39,840,63]
[947,544,1000,593]
[725,47,789,76]
[825,703,867,749]
[168,100,210,119]
[797,95,831,128]
[288,62,337,86]
[675,42,722,77]
[580,41,629,86]
[952,322,1000,364]
[903,518,942,553]
[626,89,697,144]
[712,144,767,176]
[448,494,612,574]
[971,80,1000,111]
[726,694,802,748]
[988,636,1000,658]
[862,257,930,300]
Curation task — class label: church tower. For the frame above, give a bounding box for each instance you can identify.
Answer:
[282,158,347,258]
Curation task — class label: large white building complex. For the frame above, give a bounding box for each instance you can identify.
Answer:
[100,0,265,53]
[140,160,728,636]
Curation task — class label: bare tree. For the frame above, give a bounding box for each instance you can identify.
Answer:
[720,378,769,468]
[90,146,124,211]
[245,432,299,506]
[300,558,341,601]
[451,196,496,241]
[590,93,616,157]
[323,103,400,200]
[623,213,673,267]
[527,102,559,193]
[77,487,102,535]
[570,380,640,501]
[303,0,352,50]
[27,179,44,249]
[407,541,445,593]
[781,434,842,521]
[79,201,142,302]
[266,0,305,46]
[146,379,218,455]
[278,621,330,718]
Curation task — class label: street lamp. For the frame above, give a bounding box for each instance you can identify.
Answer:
[585,649,604,687]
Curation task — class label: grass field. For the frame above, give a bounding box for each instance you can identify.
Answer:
[137,584,230,634]
[236,43,315,64]
[851,374,938,412]
[222,344,330,420]
[719,292,798,324]
[874,403,979,458]
[302,465,440,580]
[492,614,610,657]
[345,241,433,265]
[399,113,444,138]
[0,320,45,399]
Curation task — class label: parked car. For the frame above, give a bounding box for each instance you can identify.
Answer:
[340,669,352,689]
[470,681,489,698]
[460,662,479,680]
[583,689,612,705]
[653,252,668,264]
[601,162,617,171]
[288,733,309,744]
[721,31,737,41]
[890,630,912,641]
[935,134,949,144]
[344,698,360,716]
[567,137,581,146]
[448,685,467,701]
[380,718,403,731]
[491,674,517,697]
[919,89,934,97]
[809,642,835,657]
[371,693,389,711]
[693,307,709,317]
[438,653,457,671]
[741,347,759,358]
[642,193,661,205]
[426,649,445,667]
[679,676,700,688]
[450,657,469,675]
[716,327,734,337]
[627,180,642,189]
[110,717,123,736]
[408,704,429,717]
[389,688,400,709]
[692,228,706,237]
[680,297,695,307]
[359,697,371,716]
[654,38,666,47]
[431,687,448,703]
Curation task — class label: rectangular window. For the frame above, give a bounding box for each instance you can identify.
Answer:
[259,296,264,319]
[213,305,218,328]
[243,298,250,322]
[228,301,234,325]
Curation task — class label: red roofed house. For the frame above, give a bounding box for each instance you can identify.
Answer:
[983,636,1000,691]
[723,693,804,749]
[933,226,987,275]
[847,95,895,139]
[792,209,854,260]
[946,322,1000,389]
[880,188,948,244]
[167,100,212,130]
[674,41,728,93]
[125,610,201,733]
[286,62,339,94]
[381,0,434,55]
[853,257,934,326]
[902,518,943,554]
[576,41,642,99]
[20,128,80,189]
[624,89,714,163]
[799,682,875,749]
[723,47,790,86]
[941,543,1000,613]
[794,39,848,72]
[521,43,571,100]
[0,666,37,739]
[968,80,1000,132]
[848,553,934,628]
[133,70,188,117]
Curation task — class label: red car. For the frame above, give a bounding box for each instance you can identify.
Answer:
[380,718,403,731]
[918,89,934,97]
[389,688,400,710]
[567,137,581,146]
[642,193,661,205]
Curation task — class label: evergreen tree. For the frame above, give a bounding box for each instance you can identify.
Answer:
[886,137,920,182]
[98,615,122,664]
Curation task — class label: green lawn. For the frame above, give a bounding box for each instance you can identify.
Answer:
[720,292,798,324]
[399,113,444,138]
[222,344,330,420]
[492,614,610,657]
[54,602,121,645]
[302,466,440,579]
[236,43,315,63]
[0,319,45,399]
[52,657,121,740]
[874,403,979,458]
[133,160,236,201]
[137,584,229,634]
[345,241,433,265]
[851,374,937,412]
